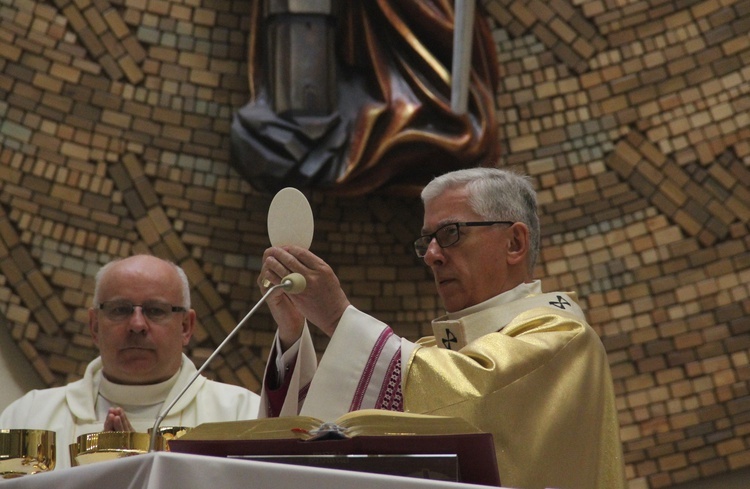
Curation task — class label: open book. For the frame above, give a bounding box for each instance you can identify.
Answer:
[169,409,500,486]
[175,409,484,441]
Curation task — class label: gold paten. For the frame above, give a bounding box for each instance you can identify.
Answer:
[148,426,191,452]
[0,429,56,479]
[69,427,190,466]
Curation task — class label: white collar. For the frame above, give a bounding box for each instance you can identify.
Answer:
[446,280,542,320]
[98,368,180,407]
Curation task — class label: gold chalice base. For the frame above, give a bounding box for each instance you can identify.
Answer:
[0,429,56,479]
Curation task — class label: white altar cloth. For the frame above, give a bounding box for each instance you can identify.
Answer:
[0,451,505,489]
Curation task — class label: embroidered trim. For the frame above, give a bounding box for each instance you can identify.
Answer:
[432,292,584,350]
[349,328,392,411]
[376,349,403,411]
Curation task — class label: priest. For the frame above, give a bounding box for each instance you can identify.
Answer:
[257,167,627,489]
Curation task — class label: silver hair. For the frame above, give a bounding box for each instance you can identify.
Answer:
[92,255,191,308]
[421,167,540,271]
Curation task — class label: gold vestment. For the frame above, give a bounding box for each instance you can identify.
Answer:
[404,305,626,489]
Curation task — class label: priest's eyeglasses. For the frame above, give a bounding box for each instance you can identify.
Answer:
[98,300,187,323]
[413,221,515,258]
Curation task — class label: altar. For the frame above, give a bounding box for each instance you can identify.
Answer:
[0,451,504,489]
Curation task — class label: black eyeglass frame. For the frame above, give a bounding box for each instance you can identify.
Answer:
[413,221,515,258]
[97,300,188,323]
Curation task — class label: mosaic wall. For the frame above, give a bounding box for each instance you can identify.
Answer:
[0,0,748,488]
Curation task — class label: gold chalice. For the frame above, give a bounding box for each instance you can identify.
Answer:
[69,431,150,466]
[69,427,190,466]
[0,429,56,479]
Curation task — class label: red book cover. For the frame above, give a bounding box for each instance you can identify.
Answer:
[169,432,500,486]
[167,410,500,486]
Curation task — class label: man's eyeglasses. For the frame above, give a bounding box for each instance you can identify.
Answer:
[413,221,514,258]
[98,300,187,324]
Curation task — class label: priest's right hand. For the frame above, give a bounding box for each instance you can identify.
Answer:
[259,247,306,351]
[259,245,350,343]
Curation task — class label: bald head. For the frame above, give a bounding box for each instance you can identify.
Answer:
[89,255,195,385]
[93,255,190,308]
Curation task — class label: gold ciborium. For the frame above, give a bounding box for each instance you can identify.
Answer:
[0,429,56,479]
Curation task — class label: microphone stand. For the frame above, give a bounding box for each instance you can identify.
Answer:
[148,274,305,452]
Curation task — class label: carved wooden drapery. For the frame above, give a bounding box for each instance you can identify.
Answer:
[230,0,500,196]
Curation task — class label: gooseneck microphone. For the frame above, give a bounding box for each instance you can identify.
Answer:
[148,272,306,452]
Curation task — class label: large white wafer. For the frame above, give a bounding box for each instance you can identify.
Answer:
[267,187,314,249]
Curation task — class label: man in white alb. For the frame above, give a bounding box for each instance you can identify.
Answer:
[0,255,260,468]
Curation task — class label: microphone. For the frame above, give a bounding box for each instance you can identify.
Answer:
[279,272,306,294]
[147,272,306,452]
